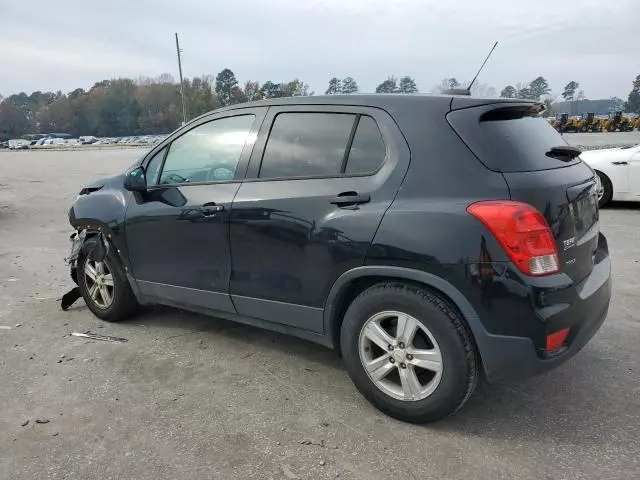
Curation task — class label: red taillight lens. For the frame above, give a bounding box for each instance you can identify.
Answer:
[467,201,559,276]
[546,327,570,353]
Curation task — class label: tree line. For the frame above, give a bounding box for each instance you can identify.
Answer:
[0,69,311,140]
[0,70,420,139]
[1,69,639,140]
[324,75,419,94]
[498,75,639,116]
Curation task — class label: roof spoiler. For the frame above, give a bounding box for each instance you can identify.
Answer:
[479,103,546,121]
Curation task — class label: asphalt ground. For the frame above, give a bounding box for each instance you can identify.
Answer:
[1,149,639,480]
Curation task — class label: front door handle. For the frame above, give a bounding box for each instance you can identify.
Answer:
[612,161,628,165]
[201,202,225,216]
[330,192,371,206]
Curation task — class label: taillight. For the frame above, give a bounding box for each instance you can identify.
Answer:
[467,201,559,276]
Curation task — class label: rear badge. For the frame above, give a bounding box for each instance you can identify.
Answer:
[563,237,576,251]
[565,258,576,266]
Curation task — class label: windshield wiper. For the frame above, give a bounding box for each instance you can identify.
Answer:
[545,145,582,161]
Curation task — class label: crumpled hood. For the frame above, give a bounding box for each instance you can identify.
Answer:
[80,154,144,193]
[70,170,131,229]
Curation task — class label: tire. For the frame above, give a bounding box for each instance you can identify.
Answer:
[77,236,138,321]
[596,171,613,208]
[340,282,478,423]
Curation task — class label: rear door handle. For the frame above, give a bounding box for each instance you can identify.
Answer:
[330,192,371,206]
[612,161,628,165]
[201,202,225,216]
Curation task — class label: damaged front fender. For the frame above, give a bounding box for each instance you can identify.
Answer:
[63,170,134,311]
[62,229,111,311]
[65,229,110,272]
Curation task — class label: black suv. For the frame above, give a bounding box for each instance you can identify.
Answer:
[67,95,611,423]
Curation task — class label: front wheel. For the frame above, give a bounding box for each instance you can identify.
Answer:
[340,283,478,423]
[77,236,138,321]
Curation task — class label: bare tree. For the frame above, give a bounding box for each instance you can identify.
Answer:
[432,77,460,94]
[243,81,262,101]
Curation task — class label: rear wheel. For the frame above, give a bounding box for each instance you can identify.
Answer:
[77,236,138,321]
[595,171,612,208]
[340,282,478,423]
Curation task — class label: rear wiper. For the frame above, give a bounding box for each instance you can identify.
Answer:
[545,145,582,161]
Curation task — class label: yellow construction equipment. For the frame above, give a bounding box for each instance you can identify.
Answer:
[552,113,571,132]
[577,113,601,132]
[551,114,564,132]
[552,113,581,133]
[603,111,634,132]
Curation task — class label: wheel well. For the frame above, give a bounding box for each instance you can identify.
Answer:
[330,276,475,353]
[77,230,125,269]
[330,276,386,349]
[595,169,610,183]
[595,170,613,194]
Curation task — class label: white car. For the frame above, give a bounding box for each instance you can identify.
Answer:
[580,144,640,207]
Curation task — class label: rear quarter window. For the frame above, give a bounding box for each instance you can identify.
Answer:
[447,104,581,172]
[345,115,386,175]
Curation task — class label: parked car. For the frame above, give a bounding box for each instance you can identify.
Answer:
[8,139,30,150]
[580,144,640,207]
[80,136,98,145]
[42,138,66,146]
[66,95,611,423]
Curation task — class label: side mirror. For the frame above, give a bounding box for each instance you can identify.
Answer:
[124,166,147,192]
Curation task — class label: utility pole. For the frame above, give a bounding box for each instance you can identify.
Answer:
[175,32,187,125]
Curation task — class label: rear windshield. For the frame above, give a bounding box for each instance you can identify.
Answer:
[447,104,581,172]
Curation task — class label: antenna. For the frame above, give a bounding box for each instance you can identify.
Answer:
[467,41,498,92]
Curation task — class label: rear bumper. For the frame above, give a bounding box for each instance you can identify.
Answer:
[477,248,611,383]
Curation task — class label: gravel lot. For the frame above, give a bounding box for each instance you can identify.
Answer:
[1,149,639,480]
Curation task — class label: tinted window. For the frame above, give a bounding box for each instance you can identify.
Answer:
[448,105,579,172]
[145,146,167,186]
[260,113,355,178]
[159,115,255,184]
[345,116,386,174]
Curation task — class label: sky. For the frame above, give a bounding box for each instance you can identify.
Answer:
[1,0,638,100]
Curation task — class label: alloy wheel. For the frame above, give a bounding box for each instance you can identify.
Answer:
[84,258,115,309]
[358,311,443,402]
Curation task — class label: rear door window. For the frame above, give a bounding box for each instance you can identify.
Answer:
[259,113,356,178]
[447,105,581,172]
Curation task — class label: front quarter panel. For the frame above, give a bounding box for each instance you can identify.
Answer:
[69,174,132,265]
[581,150,629,194]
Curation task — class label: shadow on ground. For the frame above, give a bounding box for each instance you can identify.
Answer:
[604,200,640,210]
[426,344,631,449]
[126,305,343,369]
[109,303,628,449]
